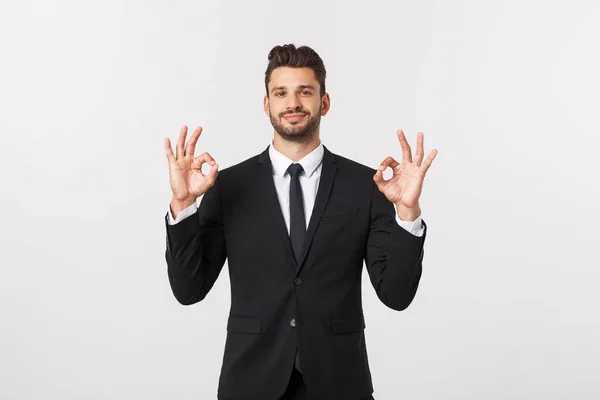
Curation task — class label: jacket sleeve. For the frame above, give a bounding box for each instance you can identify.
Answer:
[364,180,427,311]
[164,177,227,306]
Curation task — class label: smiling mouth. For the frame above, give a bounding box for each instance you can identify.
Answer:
[282,113,306,121]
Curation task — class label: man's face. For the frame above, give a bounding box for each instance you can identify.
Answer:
[264,67,330,144]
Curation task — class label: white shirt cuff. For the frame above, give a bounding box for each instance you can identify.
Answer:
[167,201,199,225]
[394,213,425,237]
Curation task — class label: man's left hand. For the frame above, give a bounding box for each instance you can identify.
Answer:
[373,130,438,219]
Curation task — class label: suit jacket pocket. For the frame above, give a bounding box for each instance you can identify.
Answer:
[227,315,262,334]
[322,207,359,218]
[331,315,365,334]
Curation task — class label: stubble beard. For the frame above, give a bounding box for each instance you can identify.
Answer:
[269,105,322,144]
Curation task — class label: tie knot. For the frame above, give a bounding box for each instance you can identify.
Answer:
[287,163,304,177]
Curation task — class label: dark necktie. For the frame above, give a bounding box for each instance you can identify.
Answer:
[287,163,306,264]
[287,163,305,374]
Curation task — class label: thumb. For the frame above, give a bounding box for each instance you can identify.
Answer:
[373,169,387,193]
[206,163,219,185]
[373,168,384,185]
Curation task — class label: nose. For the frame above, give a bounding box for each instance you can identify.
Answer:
[285,94,301,110]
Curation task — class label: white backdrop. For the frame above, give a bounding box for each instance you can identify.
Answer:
[1,0,599,399]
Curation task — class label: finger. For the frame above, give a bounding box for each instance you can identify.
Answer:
[421,149,438,174]
[176,126,187,160]
[191,152,216,171]
[185,126,203,159]
[164,138,176,164]
[379,156,400,171]
[191,157,202,171]
[397,129,413,164]
[414,132,424,166]
[198,152,216,166]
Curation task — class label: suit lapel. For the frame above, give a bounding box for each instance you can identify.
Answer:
[255,144,339,274]
[256,146,297,268]
[296,146,337,271]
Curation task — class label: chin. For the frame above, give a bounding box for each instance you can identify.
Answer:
[282,118,307,125]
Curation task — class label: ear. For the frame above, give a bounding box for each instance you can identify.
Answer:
[320,93,331,116]
[263,95,270,117]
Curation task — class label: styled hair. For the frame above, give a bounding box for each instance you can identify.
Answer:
[264,44,326,97]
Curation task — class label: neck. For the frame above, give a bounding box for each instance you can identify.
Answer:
[272,132,321,162]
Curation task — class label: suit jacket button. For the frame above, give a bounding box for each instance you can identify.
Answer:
[290,318,296,327]
[294,277,302,285]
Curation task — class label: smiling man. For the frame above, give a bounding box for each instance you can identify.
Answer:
[164,44,438,400]
[266,70,326,146]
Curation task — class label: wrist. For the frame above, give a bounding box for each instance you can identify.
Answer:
[170,196,196,217]
[395,203,421,221]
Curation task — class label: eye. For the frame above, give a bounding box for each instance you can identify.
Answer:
[300,90,311,95]
[275,92,285,97]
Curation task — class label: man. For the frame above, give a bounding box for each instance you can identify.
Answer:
[163,44,437,400]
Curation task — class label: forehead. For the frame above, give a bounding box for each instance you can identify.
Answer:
[268,67,319,89]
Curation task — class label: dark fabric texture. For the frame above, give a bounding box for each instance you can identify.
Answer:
[166,145,426,400]
[288,162,306,264]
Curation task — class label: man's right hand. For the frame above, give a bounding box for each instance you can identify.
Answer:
[164,125,219,217]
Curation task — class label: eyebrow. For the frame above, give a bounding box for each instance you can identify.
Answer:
[270,84,317,94]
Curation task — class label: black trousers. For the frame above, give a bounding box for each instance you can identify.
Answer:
[279,367,307,400]
[279,368,375,400]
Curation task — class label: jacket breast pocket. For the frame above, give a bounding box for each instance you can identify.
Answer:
[331,315,366,334]
[227,315,262,334]
[322,207,359,218]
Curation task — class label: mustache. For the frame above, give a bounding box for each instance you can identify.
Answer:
[280,110,309,117]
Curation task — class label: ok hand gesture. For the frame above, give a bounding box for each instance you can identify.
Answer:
[164,126,219,203]
[373,130,438,215]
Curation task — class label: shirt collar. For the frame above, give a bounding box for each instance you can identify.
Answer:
[268,140,324,178]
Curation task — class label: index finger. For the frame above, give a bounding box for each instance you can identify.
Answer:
[379,156,400,170]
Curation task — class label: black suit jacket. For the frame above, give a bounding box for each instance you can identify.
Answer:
[164,145,427,400]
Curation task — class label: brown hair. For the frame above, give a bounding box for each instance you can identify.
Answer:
[264,44,326,97]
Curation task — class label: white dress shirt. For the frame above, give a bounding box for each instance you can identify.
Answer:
[168,141,424,237]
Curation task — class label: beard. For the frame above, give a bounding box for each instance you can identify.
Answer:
[269,105,321,144]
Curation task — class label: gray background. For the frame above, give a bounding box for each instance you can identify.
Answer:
[1,0,599,399]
